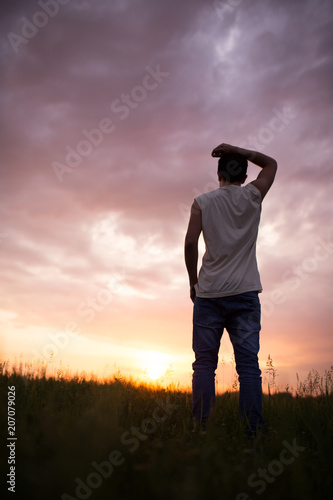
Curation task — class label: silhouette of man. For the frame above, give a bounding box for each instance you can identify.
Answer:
[184,143,277,439]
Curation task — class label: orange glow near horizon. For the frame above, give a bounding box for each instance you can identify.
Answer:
[2,327,328,396]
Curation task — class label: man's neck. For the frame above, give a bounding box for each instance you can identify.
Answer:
[219,180,242,188]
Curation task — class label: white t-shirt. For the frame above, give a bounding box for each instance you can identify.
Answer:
[194,183,263,298]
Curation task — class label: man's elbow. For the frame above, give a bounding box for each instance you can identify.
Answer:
[269,159,278,170]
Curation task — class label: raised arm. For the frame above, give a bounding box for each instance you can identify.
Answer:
[212,143,277,200]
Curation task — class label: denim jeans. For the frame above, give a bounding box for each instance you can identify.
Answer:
[192,291,265,437]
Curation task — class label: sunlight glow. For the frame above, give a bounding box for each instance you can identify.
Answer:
[139,350,173,381]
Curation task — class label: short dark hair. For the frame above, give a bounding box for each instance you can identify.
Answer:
[218,153,248,183]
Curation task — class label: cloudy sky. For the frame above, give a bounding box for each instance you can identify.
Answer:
[1,0,332,391]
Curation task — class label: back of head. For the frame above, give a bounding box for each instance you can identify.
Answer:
[218,153,248,183]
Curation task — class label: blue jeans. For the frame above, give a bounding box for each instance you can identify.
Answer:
[192,291,265,437]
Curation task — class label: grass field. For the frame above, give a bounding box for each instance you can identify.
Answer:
[1,361,332,500]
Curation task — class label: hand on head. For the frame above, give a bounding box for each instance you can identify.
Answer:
[211,143,237,157]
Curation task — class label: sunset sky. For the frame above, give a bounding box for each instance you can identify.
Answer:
[1,0,332,392]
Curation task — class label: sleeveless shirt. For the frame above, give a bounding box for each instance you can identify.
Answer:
[194,183,262,298]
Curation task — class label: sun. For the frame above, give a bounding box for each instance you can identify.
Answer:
[145,362,163,380]
[140,350,171,381]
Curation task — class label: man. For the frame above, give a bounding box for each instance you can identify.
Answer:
[184,143,277,439]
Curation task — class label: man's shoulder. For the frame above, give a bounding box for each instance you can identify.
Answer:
[195,188,220,205]
[244,182,262,200]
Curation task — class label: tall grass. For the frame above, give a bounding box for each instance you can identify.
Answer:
[1,360,332,500]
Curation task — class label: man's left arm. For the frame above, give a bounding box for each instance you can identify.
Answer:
[184,200,202,302]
